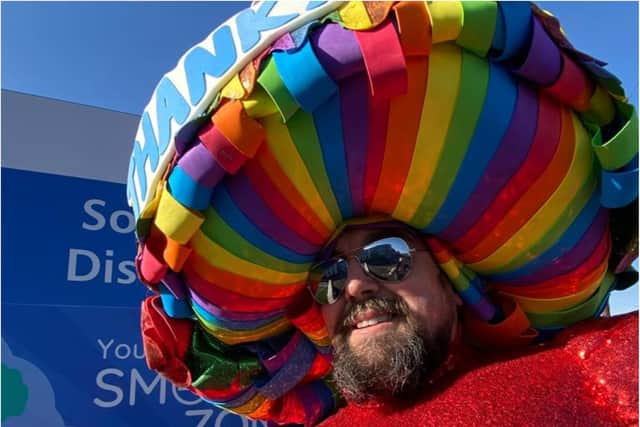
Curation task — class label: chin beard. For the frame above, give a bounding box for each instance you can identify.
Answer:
[331,298,452,403]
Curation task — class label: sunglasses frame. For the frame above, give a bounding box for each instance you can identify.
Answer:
[307,236,424,305]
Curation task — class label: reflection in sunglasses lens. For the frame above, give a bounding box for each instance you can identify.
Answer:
[362,238,412,281]
[314,259,348,304]
[310,238,413,304]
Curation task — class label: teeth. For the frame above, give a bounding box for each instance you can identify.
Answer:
[356,315,391,329]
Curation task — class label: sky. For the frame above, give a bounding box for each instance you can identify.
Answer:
[1,1,638,314]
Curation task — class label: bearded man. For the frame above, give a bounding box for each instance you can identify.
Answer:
[127,1,639,425]
[315,224,637,426]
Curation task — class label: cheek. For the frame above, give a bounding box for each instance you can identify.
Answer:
[393,278,447,329]
[397,291,432,324]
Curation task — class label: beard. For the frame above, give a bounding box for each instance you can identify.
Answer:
[331,297,453,403]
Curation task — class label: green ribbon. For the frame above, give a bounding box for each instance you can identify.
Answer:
[287,111,343,225]
[527,272,615,329]
[456,1,498,57]
[592,102,638,171]
[257,58,300,123]
[187,325,263,390]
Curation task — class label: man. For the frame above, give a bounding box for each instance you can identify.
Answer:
[128,1,639,425]
[316,224,638,426]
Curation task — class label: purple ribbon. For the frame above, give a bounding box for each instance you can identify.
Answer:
[177,141,226,187]
[514,18,562,86]
[257,335,316,400]
[262,331,302,374]
[311,23,365,81]
[161,270,188,300]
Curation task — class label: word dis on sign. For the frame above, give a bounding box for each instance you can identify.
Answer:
[67,249,136,285]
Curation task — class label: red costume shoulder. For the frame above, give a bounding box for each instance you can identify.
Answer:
[320,313,638,427]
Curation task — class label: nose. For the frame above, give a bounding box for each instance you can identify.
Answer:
[343,258,381,302]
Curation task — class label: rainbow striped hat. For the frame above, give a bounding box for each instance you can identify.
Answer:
[127,1,638,424]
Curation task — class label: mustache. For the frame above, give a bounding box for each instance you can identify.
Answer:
[341,297,407,330]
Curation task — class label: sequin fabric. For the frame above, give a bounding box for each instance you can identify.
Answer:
[320,313,638,427]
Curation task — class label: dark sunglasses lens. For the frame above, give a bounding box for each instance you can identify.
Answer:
[361,237,412,281]
[309,258,348,304]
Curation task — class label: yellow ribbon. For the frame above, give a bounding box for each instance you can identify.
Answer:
[338,2,373,30]
[154,183,205,244]
[393,43,462,223]
[428,1,464,44]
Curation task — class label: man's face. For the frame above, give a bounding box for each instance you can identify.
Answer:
[319,226,461,401]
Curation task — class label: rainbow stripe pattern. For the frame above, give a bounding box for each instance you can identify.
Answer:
[131,2,638,425]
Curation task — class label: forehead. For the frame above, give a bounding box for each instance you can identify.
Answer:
[333,225,422,254]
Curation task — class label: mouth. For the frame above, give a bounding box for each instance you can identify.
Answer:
[354,313,394,329]
[339,298,405,338]
[346,308,399,332]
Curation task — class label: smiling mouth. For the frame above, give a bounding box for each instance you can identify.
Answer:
[355,314,394,329]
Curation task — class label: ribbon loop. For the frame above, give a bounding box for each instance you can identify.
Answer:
[593,103,638,171]
[160,284,194,319]
[491,2,533,62]
[168,166,212,210]
[198,123,248,174]
[429,1,463,44]
[354,21,408,99]
[513,17,562,86]
[456,1,497,57]
[154,183,205,244]
[581,84,616,127]
[601,157,639,208]
[393,1,431,57]
[272,39,338,112]
[543,53,593,112]
[257,58,300,122]
[212,100,265,158]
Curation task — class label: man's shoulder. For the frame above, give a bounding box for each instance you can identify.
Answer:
[554,311,638,349]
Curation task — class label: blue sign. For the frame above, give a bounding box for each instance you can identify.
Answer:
[1,167,264,426]
[2,305,262,427]
[3,167,147,307]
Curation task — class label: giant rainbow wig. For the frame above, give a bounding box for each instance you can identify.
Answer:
[127,1,638,425]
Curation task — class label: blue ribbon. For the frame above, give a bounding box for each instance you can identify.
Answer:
[601,155,638,208]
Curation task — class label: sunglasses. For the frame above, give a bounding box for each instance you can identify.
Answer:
[307,236,423,305]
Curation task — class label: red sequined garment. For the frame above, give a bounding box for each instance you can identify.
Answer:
[320,313,638,427]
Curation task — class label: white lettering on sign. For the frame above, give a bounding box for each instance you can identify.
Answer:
[97,339,145,360]
[82,199,135,234]
[93,368,223,416]
[130,368,167,405]
[94,368,125,408]
[67,248,136,284]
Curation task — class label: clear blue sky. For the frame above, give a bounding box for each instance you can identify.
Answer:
[2,1,637,314]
